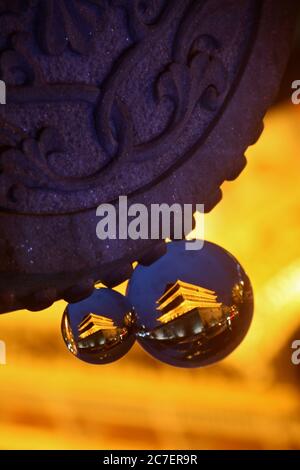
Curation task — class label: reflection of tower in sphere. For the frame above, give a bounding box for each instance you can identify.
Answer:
[61,288,136,365]
[128,241,254,368]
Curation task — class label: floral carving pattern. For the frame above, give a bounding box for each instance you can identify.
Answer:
[0,0,258,214]
[0,128,67,204]
[95,3,228,163]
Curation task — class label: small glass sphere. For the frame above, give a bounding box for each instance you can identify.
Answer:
[127,241,253,368]
[61,288,136,364]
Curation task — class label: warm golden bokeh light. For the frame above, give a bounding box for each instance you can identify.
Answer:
[0,102,299,450]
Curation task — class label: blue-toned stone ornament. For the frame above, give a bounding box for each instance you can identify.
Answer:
[127,241,253,368]
[61,288,136,365]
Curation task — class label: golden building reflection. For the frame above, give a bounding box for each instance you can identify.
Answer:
[78,314,117,340]
[148,280,226,343]
[76,313,128,352]
[156,280,223,325]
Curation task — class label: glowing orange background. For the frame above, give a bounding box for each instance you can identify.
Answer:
[0,102,299,449]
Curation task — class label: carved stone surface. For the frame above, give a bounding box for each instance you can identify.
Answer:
[0,0,297,312]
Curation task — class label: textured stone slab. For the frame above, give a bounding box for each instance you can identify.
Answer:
[0,0,297,312]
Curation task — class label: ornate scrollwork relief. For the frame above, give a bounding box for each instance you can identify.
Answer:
[0,1,257,213]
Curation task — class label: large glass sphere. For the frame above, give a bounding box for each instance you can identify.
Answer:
[61,288,136,365]
[127,241,253,368]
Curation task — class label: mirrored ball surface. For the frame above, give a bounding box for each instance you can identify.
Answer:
[61,288,136,364]
[127,241,253,368]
